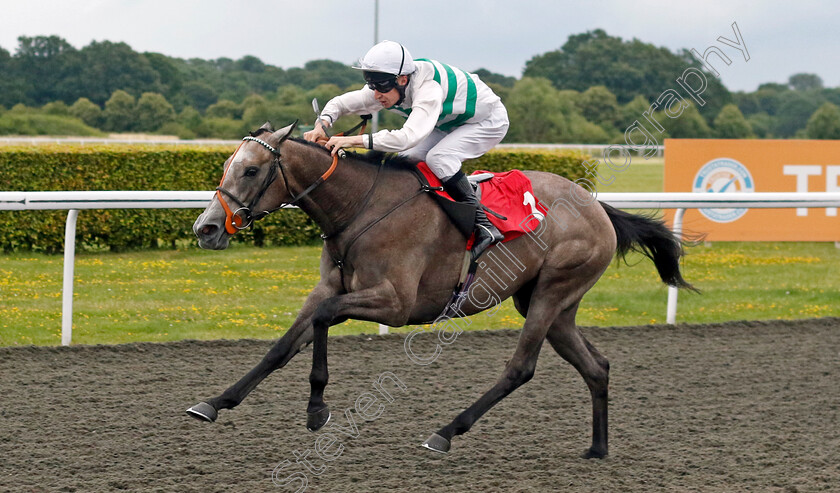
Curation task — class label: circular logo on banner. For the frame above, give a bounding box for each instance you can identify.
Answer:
[692,158,755,223]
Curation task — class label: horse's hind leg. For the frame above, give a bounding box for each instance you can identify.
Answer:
[545,301,610,459]
[511,277,537,317]
[422,280,573,454]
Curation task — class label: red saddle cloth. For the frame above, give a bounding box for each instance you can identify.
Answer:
[416,162,548,246]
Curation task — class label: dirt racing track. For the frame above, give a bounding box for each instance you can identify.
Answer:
[1,317,838,492]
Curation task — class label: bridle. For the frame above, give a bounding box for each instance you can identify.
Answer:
[214,123,435,294]
[215,135,339,234]
[215,117,371,235]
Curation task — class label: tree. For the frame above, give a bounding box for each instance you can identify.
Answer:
[502,78,613,143]
[305,84,342,110]
[177,107,203,131]
[659,104,712,138]
[754,86,785,116]
[473,69,516,88]
[788,73,823,92]
[205,100,242,119]
[284,60,359,90]
[504,77,571,143]
[135,92,175,132]
[774,91,822,137]
[70,98,103,127]
[182,81,218,112]
[72,41,163,105]
[15,35,75,58]
[822,88,840,108]
[714,104,754,138]
[0,46,27,107]
[103,90,136,132]
[195,117,245,139]
[576,86,619,128]
[42,101,70,116]
[556,89,579,107]
[618,95,651,129]
[806,102,840,139]
[732,91,761,116]
[566,113,612,143]
[14,35,79,105]
[524,28,731,116]
[236,55,266,73]
[747,112,773,138]
[275,85,306,106]
[758,82,788,92]
[143,52,184,100]
[485,82,511,104]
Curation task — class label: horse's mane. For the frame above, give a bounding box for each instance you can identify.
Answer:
[247,125,420,171]
[287,137,421,171]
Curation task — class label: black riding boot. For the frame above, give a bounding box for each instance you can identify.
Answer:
[443,171,504,260]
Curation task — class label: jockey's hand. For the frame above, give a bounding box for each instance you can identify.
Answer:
[325,135,364,156]
[303,120,329,143]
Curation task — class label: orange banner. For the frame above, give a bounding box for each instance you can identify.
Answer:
[664,139,840,241]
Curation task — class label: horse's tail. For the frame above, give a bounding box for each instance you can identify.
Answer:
[600,201,697,292]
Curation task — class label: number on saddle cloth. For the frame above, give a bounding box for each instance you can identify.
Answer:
[414,163,543,244]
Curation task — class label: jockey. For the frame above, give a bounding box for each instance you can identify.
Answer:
[303,40,508,259]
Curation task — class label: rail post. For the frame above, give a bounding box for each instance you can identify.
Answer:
[61,209,79,346]
[666,208,687,324]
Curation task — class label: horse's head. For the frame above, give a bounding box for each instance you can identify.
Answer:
[193,121,298,250]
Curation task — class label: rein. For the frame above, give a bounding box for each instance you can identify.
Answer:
[215,136,339,234]
[324,165,438,293]
[334,114,371,138]
[213,125,444,294]
[215,117,370,235]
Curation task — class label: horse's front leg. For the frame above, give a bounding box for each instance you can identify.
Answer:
[186,281,339,422]
[306,281,406,431]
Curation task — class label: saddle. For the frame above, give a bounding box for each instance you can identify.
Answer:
[411,162,547,245]
[409,162,548,321]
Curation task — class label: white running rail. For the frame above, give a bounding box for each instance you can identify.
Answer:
[2,191,840,345]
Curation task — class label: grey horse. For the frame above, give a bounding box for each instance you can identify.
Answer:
[187,122,694,458]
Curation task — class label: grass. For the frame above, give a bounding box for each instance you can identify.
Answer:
[597,156,664,193]
[2,155,838,346]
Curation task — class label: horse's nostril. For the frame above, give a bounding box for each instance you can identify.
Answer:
[201,225,216,236]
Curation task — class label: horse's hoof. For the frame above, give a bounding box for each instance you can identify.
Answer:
[186,402,218,422]
[421,433,451,454]
[580,447,607,459]
[306,407,331,432]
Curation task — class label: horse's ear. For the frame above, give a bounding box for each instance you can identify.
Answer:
[259,121,273,131]
[270,120,298,145]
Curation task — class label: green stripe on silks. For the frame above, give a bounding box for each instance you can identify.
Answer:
[415,58,441,84]
[440,63,458,118]
[439,71,477,132]
[416,58,450,122]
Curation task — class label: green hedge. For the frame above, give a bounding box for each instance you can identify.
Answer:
[0,144,589,253]
[464,148,589,177]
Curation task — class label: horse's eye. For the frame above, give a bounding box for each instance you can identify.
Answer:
[244,167,259,177]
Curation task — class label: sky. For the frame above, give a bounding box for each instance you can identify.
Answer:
[1,0,838,93]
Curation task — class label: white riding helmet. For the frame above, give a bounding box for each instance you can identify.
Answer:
[355,40,416,76]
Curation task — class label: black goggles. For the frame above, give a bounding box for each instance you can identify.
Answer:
[363,72,398,93]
